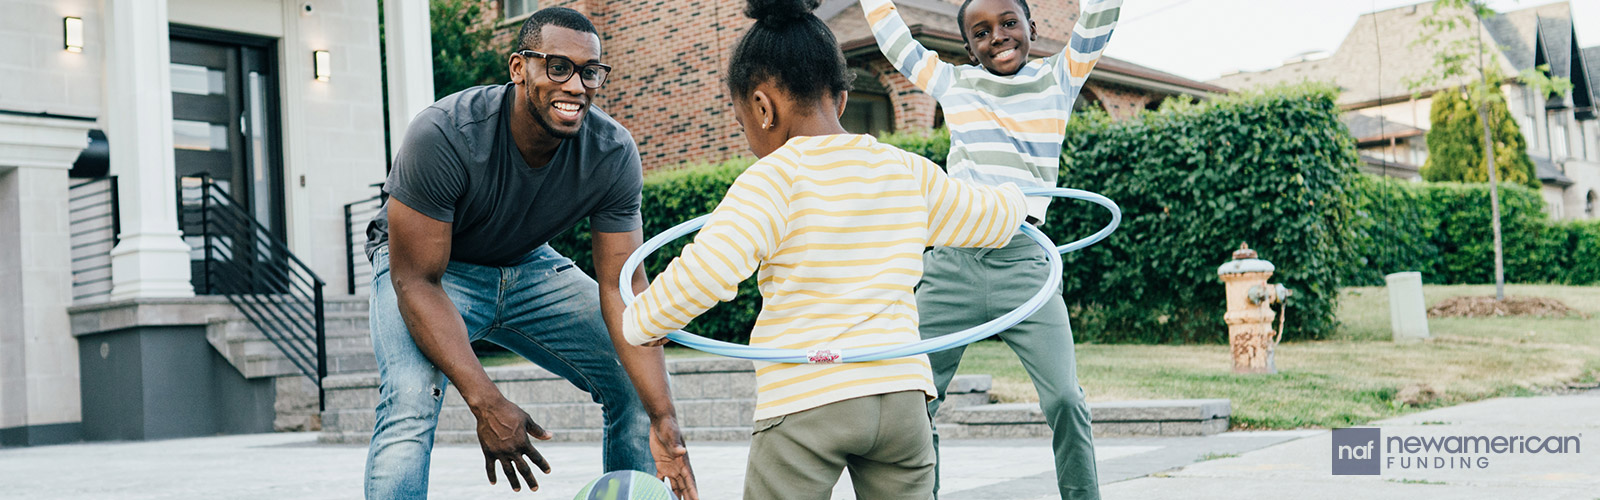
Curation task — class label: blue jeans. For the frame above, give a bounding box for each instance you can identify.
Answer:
[363,244,653,500]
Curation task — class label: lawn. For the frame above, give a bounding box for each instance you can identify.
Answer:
[957,284,1600,429]
[478,285,1600,430]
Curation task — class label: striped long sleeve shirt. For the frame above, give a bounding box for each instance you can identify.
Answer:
[623,134,1026,420]
[861,0,1122,220]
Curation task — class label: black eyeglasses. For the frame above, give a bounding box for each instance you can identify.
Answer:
[515,50,611,89]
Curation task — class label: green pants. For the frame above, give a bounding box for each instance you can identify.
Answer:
[918,236,1100,500]
[744,391,936,500]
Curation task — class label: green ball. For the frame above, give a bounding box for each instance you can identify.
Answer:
[573,470,676,500]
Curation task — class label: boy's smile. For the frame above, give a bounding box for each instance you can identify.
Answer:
[961,0,1038,76]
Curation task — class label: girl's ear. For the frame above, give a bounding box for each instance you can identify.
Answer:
[752,89,776,130]
[836,91,850,120]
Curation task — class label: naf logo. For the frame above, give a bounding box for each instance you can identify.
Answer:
[1332,428,1381,475]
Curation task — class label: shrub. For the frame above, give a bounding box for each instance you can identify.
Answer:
[1048,84,1357,343]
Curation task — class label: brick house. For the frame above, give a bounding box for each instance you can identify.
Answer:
[482,0,1226,170]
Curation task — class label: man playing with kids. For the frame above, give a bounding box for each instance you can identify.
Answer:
[619,0,1029,498]
[363,7,697,499]
[859,0,1123,498]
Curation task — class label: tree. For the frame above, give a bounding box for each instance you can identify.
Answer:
[430,0,504,100]
[1406,0,1572,300]
[1421,87,1539,189]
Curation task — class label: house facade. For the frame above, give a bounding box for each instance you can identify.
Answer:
[0,0,436,446]
[1210,1,1600,220]
[478,0,1226,170]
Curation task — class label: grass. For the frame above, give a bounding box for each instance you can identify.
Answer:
[476,284,1600,430]
[1196,452,1237,462]
[952,284,1600,429]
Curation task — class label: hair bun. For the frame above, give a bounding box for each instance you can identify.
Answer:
[744,0,821,24]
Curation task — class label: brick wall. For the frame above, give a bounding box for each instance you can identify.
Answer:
[1084,81,1151,120]
[865,58,939,131]
[939,0,1079,43]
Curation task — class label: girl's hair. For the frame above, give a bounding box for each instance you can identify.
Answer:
[726,0,853,105]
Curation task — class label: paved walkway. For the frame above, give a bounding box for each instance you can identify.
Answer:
[2,393,1594,499]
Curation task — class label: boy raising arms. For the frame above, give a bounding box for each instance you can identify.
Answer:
[859,0,1122,498]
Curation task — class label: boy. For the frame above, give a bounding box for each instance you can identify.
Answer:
[859,0,1123,498]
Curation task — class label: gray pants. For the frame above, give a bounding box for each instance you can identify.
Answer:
[744,391,936,500]
[918,236,1100,500]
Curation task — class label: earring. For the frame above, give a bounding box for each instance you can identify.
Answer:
[762,122,772,130]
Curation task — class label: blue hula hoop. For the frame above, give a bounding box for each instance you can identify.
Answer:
[620,187,1120,363]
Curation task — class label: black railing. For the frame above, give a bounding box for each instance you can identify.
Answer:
[69,177,120,303]
[343,188,384,295]
[181,177,327,410]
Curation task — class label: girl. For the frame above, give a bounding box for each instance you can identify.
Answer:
[621,0,1029,498]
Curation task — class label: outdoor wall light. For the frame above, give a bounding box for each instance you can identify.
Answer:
[313,50,331,81]
[64,17,84,53]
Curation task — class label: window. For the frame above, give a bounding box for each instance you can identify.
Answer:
[1588,190,1597,218]
[504,0,537,19]
[1549,112,1569,159]
[841,67,893,136]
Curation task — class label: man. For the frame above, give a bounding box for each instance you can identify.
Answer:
[362,8,696,499]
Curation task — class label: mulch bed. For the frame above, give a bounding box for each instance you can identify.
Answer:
[1426,296,1588,319]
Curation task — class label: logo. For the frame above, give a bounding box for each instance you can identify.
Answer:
[1332,427,1382,475]
[806,349,842,363]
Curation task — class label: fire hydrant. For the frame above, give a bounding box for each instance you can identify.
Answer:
[1217,243,1292,374]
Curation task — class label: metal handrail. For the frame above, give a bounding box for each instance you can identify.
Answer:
[69,176,120,303]
[343,191,384,295]
[185,177,327,411]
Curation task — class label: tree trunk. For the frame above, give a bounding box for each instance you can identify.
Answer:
[1478,103,1506,301]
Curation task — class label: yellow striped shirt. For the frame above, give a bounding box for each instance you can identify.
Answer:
[623,134,1026,419]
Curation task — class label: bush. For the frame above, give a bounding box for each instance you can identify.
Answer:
[1341,176,1598,286]
[1047,84,1357,343]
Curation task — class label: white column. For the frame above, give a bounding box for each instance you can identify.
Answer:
[0,114,92,433]
[384,0,435,159]
[104,0,193,299]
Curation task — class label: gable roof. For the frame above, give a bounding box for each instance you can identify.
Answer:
[1343,113,1426,143]
[1209,1,1569,106]
[1585,46,1600,109]
[819,0,1227,96]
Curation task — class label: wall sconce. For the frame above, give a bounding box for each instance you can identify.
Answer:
[64,17,84,53]
[313,50,331,81]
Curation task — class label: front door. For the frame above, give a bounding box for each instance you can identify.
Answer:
[170,29,285,292]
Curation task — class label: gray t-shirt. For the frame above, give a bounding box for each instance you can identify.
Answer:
[365,83,643,267]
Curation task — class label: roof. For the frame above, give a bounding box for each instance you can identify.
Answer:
[1357,154,1422,179]
[1342,112,1426,143]
[1209,1,1542,106]
[1531,154,1575,186]
[819,0,1228,96]
[1586,46,1600,108]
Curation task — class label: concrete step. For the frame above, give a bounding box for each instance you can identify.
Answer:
[937,399,1231,438]
[320,358,1003,443]
[318,426,754,445]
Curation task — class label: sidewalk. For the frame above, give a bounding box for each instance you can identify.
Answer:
[2,393,1594,499]
[1106,392,1600,499]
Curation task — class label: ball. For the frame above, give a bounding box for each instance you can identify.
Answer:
[573,470,676,500]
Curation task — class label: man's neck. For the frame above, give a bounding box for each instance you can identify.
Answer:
[509,83,563,168]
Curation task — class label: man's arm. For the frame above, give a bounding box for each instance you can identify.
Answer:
[387,198,552,492]
[592,230,699,500]
[860,0,957,96]
[1053,0,1124,93]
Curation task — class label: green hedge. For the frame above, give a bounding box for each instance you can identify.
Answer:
[1343,176,1599,286]
[1049,85,1356,343]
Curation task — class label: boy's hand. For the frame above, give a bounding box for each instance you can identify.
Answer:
[651,416,699,500]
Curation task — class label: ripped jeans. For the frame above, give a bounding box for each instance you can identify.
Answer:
[363,245,652,499]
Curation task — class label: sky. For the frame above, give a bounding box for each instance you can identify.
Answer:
[1101,0,1600,82]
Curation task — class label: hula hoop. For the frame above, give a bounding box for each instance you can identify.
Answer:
[620,187,1120,363]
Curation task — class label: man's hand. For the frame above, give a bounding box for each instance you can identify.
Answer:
[651,416,699,500]
[474,397,553,492]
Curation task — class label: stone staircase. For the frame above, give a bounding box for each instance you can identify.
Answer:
[320,357,762,444]
[320,356,1231,443]
[205,295,375,431]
